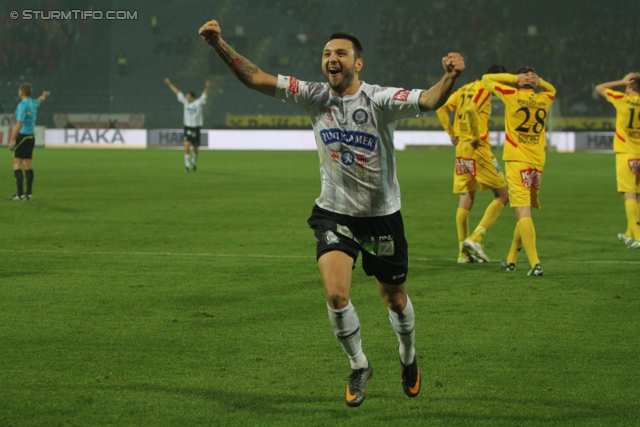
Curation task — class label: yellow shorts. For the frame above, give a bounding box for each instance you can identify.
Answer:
[506,161,544,209]
[616,153,640,193]
[452,142,507,194]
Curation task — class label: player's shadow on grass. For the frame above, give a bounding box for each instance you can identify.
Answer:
[0,272,43,279]
[105,383,397,415]
[102,383,638,423]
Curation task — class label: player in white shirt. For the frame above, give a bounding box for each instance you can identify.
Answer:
[164,78,211,171]
[199,19,464,407]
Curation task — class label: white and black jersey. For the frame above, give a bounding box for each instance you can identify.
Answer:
[276,75,424,217]
[177,92,207,127]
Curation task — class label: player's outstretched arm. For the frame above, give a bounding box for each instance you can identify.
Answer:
[164,78,181,95]
[199,20,277,97]
[203,79,212,96]
[38,91,50,103]
[418,53,464,112]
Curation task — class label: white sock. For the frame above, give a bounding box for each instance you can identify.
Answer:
[184,154,191,168]
[388,295,416,365]
[328,301,368,369]
[192,152,198,165]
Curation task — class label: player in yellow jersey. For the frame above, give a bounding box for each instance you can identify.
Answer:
[595,73,640,249]
[436,65,509,263]
[482,67,556,276]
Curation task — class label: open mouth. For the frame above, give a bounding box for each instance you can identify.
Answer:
[328,67,341,77]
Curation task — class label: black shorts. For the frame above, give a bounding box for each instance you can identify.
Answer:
[307,205,409,285]
[183,126,201,146]
[13,134,35,159]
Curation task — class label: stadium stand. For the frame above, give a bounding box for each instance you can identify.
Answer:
[3,0,638,127]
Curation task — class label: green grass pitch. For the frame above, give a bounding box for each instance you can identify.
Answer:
[0,148,638,426]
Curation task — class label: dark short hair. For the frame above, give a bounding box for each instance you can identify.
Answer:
[187,91,196,98]
[515,66,536,75]
[630,75,640,94]
[486,64,507,74]
[19,83,32,96]
[328,32,363,59]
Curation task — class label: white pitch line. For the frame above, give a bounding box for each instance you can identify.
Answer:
[0,249,313,259]
[0,249,639,264]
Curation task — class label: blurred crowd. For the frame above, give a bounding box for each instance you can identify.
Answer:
[0,4,92,84]
[375,0,640,115]
[1,0,637,118]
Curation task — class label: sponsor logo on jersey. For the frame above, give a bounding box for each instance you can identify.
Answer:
[352,108,369,125]
[288,77,300,94]
[520,168,542,190]
[456,157,477,176]
[319,129,378,151]
[324,230,340,245]
[341,150,356,166]
[629,159,640,175]
[517,99,547,108]
[393,90,410,102]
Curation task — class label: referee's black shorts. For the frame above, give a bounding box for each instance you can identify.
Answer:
[13,134,35,159]
[307,205,409,285]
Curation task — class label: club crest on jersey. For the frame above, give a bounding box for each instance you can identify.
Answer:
[341,150,356,166]
[324,230,340,245]
[319,129,378,152]
[352,108,369,125]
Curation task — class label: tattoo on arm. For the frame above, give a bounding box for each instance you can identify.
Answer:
[214,41,259,86]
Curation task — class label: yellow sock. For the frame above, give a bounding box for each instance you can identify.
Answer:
[624,198,640,240]
[518,217,540,267]
[456,208,470,255]
[506,222,522,264]
[471,200,505,243]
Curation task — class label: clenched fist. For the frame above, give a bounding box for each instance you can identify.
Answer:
[442,53,464,78]
[199,20,221,45]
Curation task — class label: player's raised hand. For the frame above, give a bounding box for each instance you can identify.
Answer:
[205,80,212,89]
[199,20,221,46]
[442,53,464,77]
[623,73,639,86]
[164,77,171,84]
[517,72,537,88]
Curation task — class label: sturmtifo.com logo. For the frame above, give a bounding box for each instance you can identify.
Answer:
[10,10,138,20]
